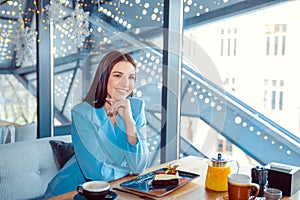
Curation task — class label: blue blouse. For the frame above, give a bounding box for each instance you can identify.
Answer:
[45,97,149,198]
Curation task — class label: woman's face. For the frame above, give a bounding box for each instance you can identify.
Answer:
[107,61,136,100]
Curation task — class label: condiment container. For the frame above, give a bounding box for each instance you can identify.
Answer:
[264,188,282,200]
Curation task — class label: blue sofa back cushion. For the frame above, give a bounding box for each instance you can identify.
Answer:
[49,140,74,169]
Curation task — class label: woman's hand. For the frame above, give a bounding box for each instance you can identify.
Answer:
[106,98,133,123]
[106,98,137,145]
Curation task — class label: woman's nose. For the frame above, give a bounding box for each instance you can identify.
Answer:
[119,76,129,86]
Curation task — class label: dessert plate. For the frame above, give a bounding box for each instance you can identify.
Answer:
[120,168,200,197]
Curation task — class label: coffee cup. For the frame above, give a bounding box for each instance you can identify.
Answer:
[228,173,260,200]
[77,180,110,199]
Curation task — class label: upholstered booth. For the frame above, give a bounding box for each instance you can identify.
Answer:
[0,125,15,144]
[0,121,37,144]
[14,122,37,142]
[0,135,72,200]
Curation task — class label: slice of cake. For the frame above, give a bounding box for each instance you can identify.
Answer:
[152,164,179,187]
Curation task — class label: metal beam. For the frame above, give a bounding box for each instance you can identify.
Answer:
[0,68,12,74]
[184,0,288,29]
[182,65,300,167]
[12,51,86,75]
[54,107,70,124]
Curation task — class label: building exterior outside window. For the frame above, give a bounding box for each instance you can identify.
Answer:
[265,24,287,56]
[184,1,300,164]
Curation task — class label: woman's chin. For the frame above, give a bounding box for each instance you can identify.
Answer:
[112,95,127,101]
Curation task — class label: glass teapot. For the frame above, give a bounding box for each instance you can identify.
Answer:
[205,153,239,191]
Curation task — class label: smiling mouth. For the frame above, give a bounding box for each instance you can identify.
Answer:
[115,88,129,94]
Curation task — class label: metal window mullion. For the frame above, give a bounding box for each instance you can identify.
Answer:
[161,0,183,163]
[36,0,54,138]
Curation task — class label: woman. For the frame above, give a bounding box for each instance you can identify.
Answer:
[45,50,149,198]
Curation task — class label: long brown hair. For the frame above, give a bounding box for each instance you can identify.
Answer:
[83,50,136,108]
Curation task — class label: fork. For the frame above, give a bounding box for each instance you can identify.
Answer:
[113,187,156,200]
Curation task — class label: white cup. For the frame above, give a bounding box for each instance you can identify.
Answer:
[77,180,110,198]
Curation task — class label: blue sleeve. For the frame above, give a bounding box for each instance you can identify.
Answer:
[116,98,150,174]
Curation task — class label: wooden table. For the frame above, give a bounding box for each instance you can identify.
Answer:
[48,156,300,200]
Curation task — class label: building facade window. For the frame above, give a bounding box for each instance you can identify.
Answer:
[265,24,287,56]
[224,78,236,92]
[263,79,284,111]
[221,28,237,56]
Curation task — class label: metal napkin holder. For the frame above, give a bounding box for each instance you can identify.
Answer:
[265,162,300,196]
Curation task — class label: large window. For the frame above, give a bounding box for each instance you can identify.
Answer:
[0,75,36,124]
[1,0,299,166]
[183,1,300,164]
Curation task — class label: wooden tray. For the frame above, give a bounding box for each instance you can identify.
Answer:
[120,168,200,197]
